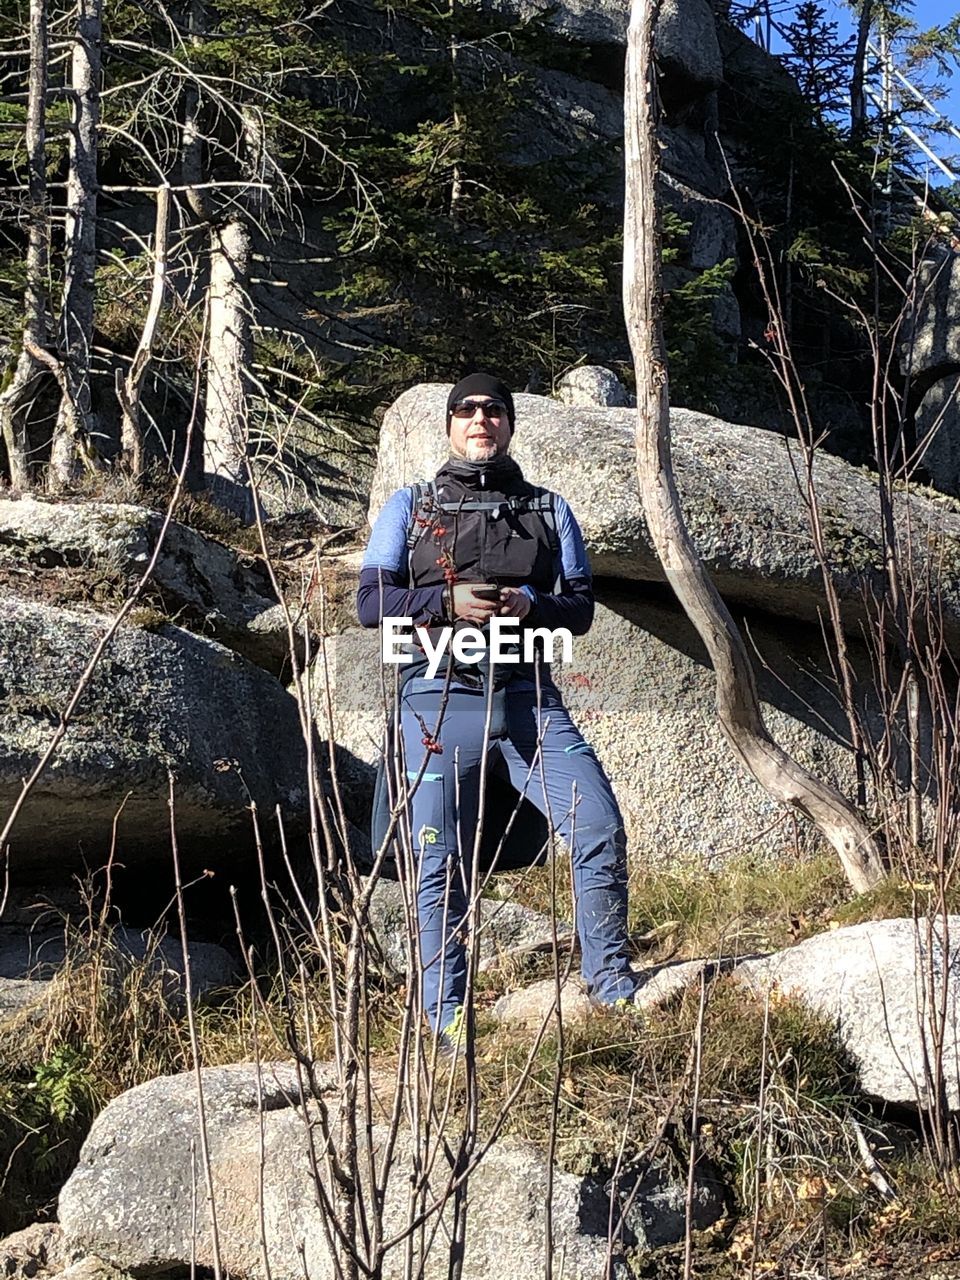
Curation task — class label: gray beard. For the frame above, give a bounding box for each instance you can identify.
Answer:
[451,440,505,462]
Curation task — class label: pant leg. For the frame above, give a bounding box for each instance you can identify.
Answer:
[398,679,486,1031]
[499,687,636,1004]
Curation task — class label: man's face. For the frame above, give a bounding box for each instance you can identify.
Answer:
[448,397,512,462]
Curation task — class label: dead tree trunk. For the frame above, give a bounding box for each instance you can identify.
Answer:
[49,0,103,489]
[203,215,255,519]
[0,0,49,489]
[116,186,171,479]
[623,0,885,895]
[180,3,256,519]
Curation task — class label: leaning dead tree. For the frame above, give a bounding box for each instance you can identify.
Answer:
[622,0,885,894]
[116,186,171,478]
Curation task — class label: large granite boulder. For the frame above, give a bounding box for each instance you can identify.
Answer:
[737,917,960,1110]
[0,596,306,876]
[369,386,960,647]
[0,498,293,675]
[313,589,869,867]
[913,373,960,497]
[59,1062,630,1279]
[901,251,960,498]
[558,365,632,408]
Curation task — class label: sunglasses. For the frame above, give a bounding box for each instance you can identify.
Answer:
[450,399,507,420]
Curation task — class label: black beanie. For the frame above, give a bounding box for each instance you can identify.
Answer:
[446,373,516,434]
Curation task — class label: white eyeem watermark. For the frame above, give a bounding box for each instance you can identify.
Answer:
[382,616,573,680]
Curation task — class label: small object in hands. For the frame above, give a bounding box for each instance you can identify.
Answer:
[471,584,501,601]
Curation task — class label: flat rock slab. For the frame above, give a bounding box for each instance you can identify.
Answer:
[0,596,306,875]
[492,974,603,1028]
[492,959,710,1029]
[737,917,960,1109]
[59,1061,626,1279]
[371,386,960,646]
[0,497,293,674]
[494,917,960,1111]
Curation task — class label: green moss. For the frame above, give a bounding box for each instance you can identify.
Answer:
[125,605,172,632]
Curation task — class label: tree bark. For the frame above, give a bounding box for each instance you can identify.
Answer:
[203,215,255,519]
[449,0,463,219]
[623,0,885,895]
[180,1,255,518]
[0,0,49,489]
[117,185,171,479]
[49,0,103,489]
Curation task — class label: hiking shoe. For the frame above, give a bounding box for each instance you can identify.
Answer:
[437,1005,467,1059]
[617,994,646,1019]
[591,991,646,1027]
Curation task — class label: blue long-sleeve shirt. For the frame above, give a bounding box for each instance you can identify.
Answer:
[356,485,595,634]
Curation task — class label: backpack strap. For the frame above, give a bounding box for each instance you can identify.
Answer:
[406,479,559,559]
[523,487,559,558]
[405,478,439,552]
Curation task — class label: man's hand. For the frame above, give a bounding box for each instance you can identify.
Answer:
[451,583,501,625]
[498,587,532,620]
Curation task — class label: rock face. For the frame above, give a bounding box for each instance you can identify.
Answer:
[738,917,960,1109]
[320,583,875,868]
[901,250,960,498]
[0,596,306,876]
[335,383,957,871]
[59,1062,626,1280]
[908,251,960,373]
[479,0,723,91]
[370,386,960,643]
[915,374,960,496]
[0,497,293,675]
[656,0,724,91]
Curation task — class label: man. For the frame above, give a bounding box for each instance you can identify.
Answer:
[358,374,639,1050]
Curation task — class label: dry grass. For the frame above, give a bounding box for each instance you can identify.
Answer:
[3,854,960,1271]
[0,916,338,1229]
[495,849,854,969]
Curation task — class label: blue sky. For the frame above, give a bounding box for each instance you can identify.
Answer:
[882,0,959,152]
[765,0,960,183]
